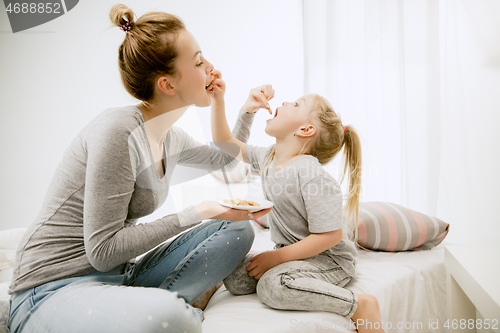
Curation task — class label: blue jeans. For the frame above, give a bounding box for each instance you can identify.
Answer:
[8,219,254,333]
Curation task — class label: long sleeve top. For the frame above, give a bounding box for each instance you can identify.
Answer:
[8,105,255,294]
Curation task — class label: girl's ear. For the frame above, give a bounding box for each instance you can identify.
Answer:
[156,75,176,96]
[299,125,316,138]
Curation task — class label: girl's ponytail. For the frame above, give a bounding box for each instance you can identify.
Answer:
[307,95,363,242]
[340,126,362,242]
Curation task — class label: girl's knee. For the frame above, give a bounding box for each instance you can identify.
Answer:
[223,253,258,295]
[255,270,285,309]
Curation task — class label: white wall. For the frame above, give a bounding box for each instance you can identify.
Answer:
[0,0,303,230]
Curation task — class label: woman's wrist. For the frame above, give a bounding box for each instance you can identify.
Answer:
[195,201,215,220]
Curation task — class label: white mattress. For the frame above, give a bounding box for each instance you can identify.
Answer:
[0,224,449,333]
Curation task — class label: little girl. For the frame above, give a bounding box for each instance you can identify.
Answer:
[209,75,384,332]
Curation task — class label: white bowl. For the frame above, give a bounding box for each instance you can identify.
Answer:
[216,197,273,213]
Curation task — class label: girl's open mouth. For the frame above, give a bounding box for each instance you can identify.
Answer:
[267,108,278,122]
[205,82,214,91]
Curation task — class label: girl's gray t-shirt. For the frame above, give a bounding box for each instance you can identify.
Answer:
[9,106,255,294]
[245,144,358,277]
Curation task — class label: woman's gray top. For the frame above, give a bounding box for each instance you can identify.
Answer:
[9,106,255,294]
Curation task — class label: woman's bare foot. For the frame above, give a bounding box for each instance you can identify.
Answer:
[191,283,222,311]
[350,294,385,333]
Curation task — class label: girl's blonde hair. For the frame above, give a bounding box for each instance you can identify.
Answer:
[309,95,362,242]
[109,4,185,101]
[261,94,362,242]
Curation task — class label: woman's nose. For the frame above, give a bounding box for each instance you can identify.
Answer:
[206,61,214,74]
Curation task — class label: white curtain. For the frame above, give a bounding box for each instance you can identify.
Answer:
[303,0,500,246]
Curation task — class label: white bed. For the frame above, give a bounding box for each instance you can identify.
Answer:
[202,222,449,333]
[0,223,448,333]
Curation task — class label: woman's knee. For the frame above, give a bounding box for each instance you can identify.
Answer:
[226,220,255,246]
[11,285,203,333]
[219,221,254,259]
[134,290,202,333]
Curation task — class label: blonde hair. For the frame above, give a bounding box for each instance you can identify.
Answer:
[309,95,362,242]
[109,4,185,101]
[260,94,363,242]
[260,150,276,177]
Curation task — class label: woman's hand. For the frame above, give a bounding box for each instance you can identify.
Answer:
[242,84,275,114]
[246,250,284,279]
[195,200,272,222]
[210,69,225,102]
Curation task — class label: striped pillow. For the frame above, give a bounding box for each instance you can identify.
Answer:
[356,202,449,252]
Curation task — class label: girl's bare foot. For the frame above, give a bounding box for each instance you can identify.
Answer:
[191,283,222,311]
[350,294,385,333]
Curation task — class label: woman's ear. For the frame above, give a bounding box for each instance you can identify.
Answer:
[156,75,176,96]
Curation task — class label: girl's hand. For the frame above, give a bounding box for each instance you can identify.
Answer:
[242,84,275,114]
[210,69,225,102]
[246,250,284,279]
[196,200,272,222]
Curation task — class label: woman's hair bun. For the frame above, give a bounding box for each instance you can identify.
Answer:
[109,4,135,27]
[111,4,185,101]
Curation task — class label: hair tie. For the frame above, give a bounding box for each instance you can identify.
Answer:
[342,125,345,133]
[120,20,134,34]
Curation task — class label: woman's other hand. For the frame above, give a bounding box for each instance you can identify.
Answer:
[195,201,272,221]
[210,69,225,101]
[242,84,275,114]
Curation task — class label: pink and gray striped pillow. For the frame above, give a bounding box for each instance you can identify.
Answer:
[357,202,449,252]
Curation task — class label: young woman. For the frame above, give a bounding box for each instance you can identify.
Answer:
[7,4,271,333]
[209,78,385,333]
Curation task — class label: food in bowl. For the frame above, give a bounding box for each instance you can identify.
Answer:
[223,198,261,207]
[217,197,273,213]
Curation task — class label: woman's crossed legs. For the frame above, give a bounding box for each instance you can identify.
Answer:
[8,220,254,333]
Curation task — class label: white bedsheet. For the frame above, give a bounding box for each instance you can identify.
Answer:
[0,224,449,333]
